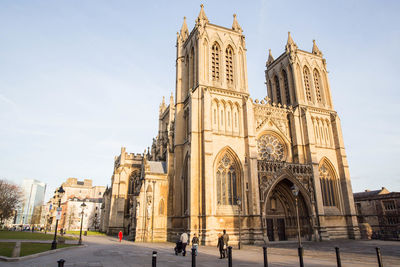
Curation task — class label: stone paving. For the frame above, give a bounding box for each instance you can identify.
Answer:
[1,235,399,267]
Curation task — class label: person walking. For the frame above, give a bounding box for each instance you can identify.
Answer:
[191,233,199,256]
[180,231,189,256]
[118,230,123,242]
[217,233,225,259]
[222,229,229,256]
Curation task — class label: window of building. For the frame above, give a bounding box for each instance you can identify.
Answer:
[216,153,240,205]
[303,67,312,102]
[225,46,234,84]
[282,70,290,105]
[159,199,165,215]
[274,76,281,104]
[319,161,338,207]
[211,43,220,81]
[383,200,396,211]
[257,134,285,161]
[313,69,323,103]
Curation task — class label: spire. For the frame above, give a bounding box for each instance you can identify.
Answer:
[196,4,209,27]
[266,49,274,66]
[179,17,189,42]
[285,31,298,53]
[169,92,174,106]
[232,14,242,34]
[312,39,323,57]
[159,96,166,114]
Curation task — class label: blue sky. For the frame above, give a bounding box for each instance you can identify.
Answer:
[1,0,399,201]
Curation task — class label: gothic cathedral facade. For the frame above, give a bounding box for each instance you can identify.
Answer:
[100,5,360,244]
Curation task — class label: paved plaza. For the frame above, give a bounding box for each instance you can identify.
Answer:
[1,236,399,267]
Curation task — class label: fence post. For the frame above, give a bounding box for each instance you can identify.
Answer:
[192,247,196,267]
[335,247,341,267]
[152,251,157,267]
[263,246,268,267]
[228,246,232,267]
[57,259,65,267]
[298,246,304,267]
[376,247,383,267]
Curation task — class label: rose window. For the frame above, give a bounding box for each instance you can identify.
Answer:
[257,134,285,161]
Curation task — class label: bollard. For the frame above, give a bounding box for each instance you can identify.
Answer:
[228,246,233,267]
[335,247,341,267]
[152,251,157,267]
[263,246,268,267]
[298,246,304,267]
[57,259,65,267]
[376,247,383,267]
[192,247,196,267]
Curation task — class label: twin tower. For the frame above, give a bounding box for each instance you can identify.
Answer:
[104,5,360,244]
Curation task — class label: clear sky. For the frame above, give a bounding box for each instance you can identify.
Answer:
[1,0,399,202]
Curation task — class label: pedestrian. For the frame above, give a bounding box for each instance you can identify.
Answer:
[217,233,225,259]
[222,229,229,256]
[180,231,189,256]
[191,233,199,256]
[118,230,123,242]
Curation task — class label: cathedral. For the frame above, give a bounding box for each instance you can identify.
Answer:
[100,5,360,244]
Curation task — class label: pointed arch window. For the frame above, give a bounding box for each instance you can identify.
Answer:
[274,76,282,104]
[313,69,323,103]
[225,46,234,84]
[211,43,220,81]
[216,152,240,205]
[303,67,312,102]
[282,70,291,105]
[159,199,165,215]
[319,161,338,207]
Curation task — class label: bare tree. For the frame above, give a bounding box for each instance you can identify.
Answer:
[0,179,22,225]
[67,206,76,230]
[89,211,100,231]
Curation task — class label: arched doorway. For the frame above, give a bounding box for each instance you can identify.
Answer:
[264,179,312,241]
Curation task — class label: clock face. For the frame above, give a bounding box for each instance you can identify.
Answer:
[257,134,285,161]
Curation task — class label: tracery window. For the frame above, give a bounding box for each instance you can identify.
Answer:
[225,46,234,84]
[211,43,220,81]
[274,76,282,104]
[303,67,312,102]
[283,70,291,105]
[257,134,285,161]
[313,69,323,103]
[216,153,240,205]
[319,161,338,207]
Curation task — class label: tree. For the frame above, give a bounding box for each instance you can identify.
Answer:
[89,210,100,231]
[0,179,22,225]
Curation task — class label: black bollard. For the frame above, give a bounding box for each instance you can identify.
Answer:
[263,246,268,267]
[192,247,196,267]
[298,246,304,267]
[376,247,383,267]
[335,247,341,267]
[152,251,157,267]
[57,259,65,267]
[228,246,233,267]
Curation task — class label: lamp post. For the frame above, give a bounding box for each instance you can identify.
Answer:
[51,186,65,250]
[237,197,242,250]
[78,202,86,245]
[291,184,303,267]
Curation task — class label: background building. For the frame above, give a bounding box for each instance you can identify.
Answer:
[354,187,400,240]
[16,179,46,225]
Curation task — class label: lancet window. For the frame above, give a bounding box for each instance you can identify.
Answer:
[274,76,282,104]
[159,199,165,215]
[216,153,240,205]
[303,67,312,102]
[225,46,234,84]
[283,70,291,105]
[319,161,338,207]
[211,43,220,81]
[313,69,323,103]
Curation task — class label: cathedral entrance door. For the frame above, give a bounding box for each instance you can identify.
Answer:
[277,218,286,241]
[266,219,274,241]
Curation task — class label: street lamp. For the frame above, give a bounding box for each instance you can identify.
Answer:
[291,184,304,267]
[51,186,65,250]
[236,197,242,250]
[78,202,87,245]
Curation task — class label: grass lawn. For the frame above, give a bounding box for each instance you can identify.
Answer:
[20,242,76,257]
[0,242,15,257]
[66,230,106,236]
[0,231,77,240]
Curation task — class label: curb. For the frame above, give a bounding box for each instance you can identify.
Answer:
[0,244,87,262]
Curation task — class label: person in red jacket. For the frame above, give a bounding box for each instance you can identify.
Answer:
[118,231,123,242]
